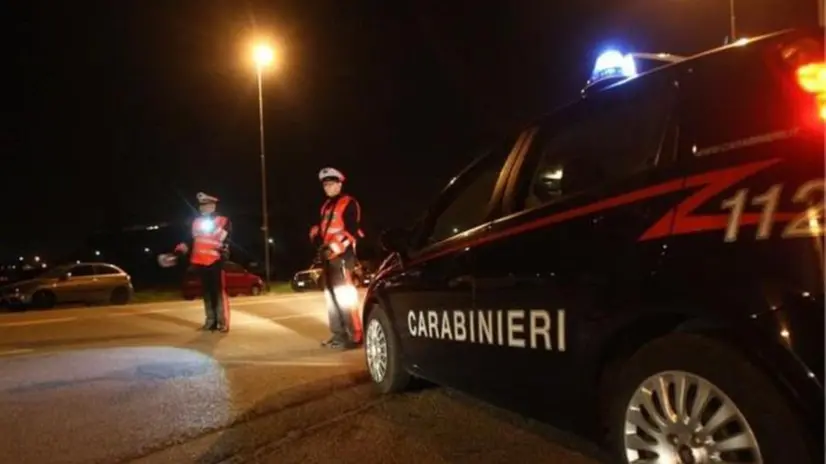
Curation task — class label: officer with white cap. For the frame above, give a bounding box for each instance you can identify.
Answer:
[171,192,233,332]
[310,167,365,349]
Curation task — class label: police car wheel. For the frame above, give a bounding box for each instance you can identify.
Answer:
[607,333,813,464]
[364,304,410,394]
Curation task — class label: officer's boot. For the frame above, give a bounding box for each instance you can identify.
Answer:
[322,333,348,348]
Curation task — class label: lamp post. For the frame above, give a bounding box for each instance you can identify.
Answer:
[675,0,738,42]
[253,43,275,292]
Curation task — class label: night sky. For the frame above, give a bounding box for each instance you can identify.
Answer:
[6,0,817,260]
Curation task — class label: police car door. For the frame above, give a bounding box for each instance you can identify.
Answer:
[383,137,522,385]
[470,80,679,413]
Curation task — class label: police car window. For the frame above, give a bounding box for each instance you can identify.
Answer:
[682,52,794,154]
[522,89,671,209]
[426,141,514,244]
[69,265,95,277]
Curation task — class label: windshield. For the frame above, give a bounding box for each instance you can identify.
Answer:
[38,265,72,279]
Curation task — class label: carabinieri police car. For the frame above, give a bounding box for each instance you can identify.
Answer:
[362,28,825,464]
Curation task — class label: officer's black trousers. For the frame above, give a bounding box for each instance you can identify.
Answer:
[322,253,360,342]
[196,262,230,329]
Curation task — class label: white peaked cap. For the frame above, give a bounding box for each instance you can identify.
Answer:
[318,167,345,182]
[196,192,219,204]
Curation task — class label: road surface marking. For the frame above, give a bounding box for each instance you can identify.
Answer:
[0,317,77,327]
[229,312,329,328]
[270,314,319,321]
[221,359,349,367]
[123,292,322,310]
[0,293,333,326]
[106,308,179,317]
[0,348,35,357]
[233,296,323,306]
[103,297,325,318]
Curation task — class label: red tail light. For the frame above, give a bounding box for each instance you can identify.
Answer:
[797,62,826,120]
[797,63,826,93]
[778,36,825,124]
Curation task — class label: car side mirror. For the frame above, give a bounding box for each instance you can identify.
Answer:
[380,227,410,253]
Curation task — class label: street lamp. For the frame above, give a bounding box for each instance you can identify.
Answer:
[727,0,736,41]
[675,0,737,42]
[253,42,276,292]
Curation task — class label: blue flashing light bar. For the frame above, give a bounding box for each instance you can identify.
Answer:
[589,50,638,84]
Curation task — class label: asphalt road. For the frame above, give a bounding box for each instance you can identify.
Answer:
[0,293,606,464]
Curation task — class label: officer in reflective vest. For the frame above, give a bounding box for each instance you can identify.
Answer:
[175,192,233,332]
[309,167,365,349]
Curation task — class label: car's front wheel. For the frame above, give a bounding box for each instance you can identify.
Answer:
[31,290,55,309]
[109,286,131,305]
[607,333,814,464]
[290,282,302,293]
[364,303,410,394]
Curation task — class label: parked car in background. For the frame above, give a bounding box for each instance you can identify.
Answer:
[182,261,264,300]
[291,260,374,292]
[291,265,322,292]
[0,262,133,309]
[353,262,374,287]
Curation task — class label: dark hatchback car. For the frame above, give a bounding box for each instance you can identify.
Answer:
[361,29,824,464]
[291,262,373,292]
[291,265,323,292]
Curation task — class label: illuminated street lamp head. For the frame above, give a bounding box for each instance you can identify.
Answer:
[253,44,275,67]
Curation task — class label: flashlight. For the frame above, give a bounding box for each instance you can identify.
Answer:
[325,284,359,309]
[199,219,215,233]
